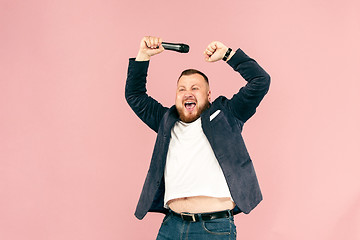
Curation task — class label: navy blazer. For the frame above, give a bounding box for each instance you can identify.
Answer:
[125,49,270,220]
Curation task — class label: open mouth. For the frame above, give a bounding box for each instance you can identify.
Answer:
[184,101,196,111]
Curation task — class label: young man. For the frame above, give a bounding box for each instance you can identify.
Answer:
[125,36,270,239]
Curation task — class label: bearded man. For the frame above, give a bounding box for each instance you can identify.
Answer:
[125,36,270,240]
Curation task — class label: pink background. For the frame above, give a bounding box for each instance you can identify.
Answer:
[1,0,359,239]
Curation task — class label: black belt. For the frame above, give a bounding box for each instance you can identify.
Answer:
[169,209,233,222]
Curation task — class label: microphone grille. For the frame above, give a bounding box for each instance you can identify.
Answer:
[181,44,190,53]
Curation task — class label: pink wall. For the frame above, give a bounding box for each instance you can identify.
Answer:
[1,0,359,239]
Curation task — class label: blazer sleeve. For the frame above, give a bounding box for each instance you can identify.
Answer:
[226,48,271,123]
[125,58,168,133]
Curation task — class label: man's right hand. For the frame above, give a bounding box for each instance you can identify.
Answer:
[135,36,164,61]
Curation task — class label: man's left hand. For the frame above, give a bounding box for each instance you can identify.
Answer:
[204,41,234,62]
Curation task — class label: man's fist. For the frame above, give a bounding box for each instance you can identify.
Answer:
[136,36,165,61]
[204,41,234,62]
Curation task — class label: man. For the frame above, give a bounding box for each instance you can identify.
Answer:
[125,36,270,239]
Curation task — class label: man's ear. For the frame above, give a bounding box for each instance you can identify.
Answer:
[208,90,211,102]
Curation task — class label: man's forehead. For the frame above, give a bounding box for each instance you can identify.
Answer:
[177,73,207,86]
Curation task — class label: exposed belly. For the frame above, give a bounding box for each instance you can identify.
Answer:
[167,196,235,214]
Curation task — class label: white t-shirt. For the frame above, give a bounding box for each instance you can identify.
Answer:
[164,117,233,208]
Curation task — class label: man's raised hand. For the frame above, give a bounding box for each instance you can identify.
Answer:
[136,36,165,61]
[204,41,234,62]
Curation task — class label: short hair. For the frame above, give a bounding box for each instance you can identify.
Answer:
[178,69,209,84]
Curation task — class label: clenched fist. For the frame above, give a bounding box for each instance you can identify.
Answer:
[136,36,165,61]
[204,41,234,62]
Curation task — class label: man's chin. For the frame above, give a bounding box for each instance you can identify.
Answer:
[178,110,200,123]
[180,114,200,123]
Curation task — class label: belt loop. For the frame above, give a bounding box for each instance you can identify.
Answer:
[227,209,233,218]
[198,213,203,222]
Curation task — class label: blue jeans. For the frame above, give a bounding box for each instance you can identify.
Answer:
[156,210,237,240]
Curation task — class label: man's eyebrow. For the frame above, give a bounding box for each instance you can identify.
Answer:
[177,84,200,88]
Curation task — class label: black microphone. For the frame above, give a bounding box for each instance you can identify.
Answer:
[161,42,190,53]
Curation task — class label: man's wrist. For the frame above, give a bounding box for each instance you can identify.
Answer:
[223,48,232,61]
[225,48,235,62]
[226,51,235,62]
[135,51,151,61]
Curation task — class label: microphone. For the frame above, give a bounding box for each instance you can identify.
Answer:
[161,42,190,53]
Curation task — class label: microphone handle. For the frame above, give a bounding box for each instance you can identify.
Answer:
[161,42,189,53]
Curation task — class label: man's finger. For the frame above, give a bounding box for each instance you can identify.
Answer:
[154,38,159,48]
[208,42,217,50]
[205,49,214,55]
[145,38,151,49]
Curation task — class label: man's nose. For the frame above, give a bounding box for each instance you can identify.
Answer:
[184,94,195,100]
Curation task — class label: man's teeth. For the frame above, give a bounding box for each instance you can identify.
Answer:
[185,101,195,106]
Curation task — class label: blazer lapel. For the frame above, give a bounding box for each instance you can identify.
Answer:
[163,106,179,138]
